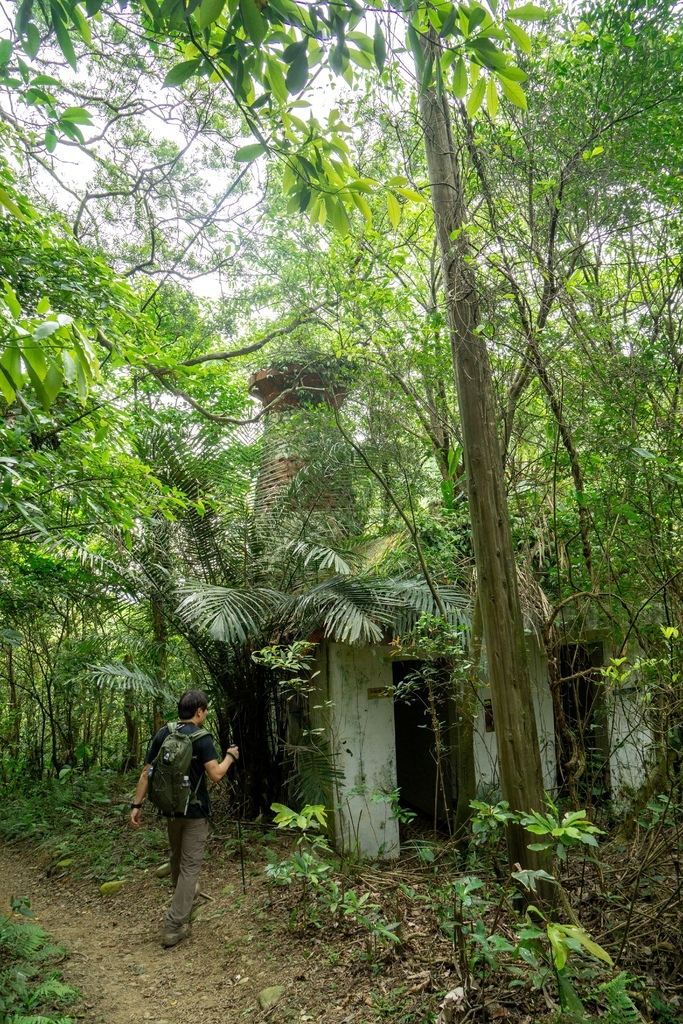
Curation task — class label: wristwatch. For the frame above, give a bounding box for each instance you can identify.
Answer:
[131,802,142,809]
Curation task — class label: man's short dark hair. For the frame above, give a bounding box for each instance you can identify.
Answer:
[178,689,209,720]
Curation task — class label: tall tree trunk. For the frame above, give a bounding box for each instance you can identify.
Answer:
[417,43,548,873]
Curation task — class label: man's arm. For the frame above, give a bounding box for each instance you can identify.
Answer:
[129,764,151,829]
[204,745,239,783]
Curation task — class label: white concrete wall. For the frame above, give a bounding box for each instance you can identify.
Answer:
[473,631,557,798]
[601,642,653,802]
[313,643,400,860]
[607,686,653,799]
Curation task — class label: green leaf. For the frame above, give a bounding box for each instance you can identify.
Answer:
[439,6,459,38]
[0,366,16,404]
[347,31,374,55]
[468,37,508,69]
[508,2,547,20]
[163,59,201,87]
[33,320,62,342]
[486,76,498,117]
[1,344,22,388]
[562,926,614,966]
[234,142,267,162]
[22,339,49,379]
[22,22,41,58]
[285,49,308,93]
[505,20,532,52]
[495,64,528,81]
[346,178,377,193]
[350,191,372,223]
[43,360,64,403]
[2,281,21,317]
[324,196,351,236]
[51,6,78,70]
[395,186,427,203]
[387,192,401,229]
[60,105,93,124]
[0,38,12,64]
[407,22,424,77]
[45,127,57,152]
[498,75,527,108]
[198,0,225,27]
[634,447,656,459]
[466,75,486,116]
[467,5,487,33]
[547,923,568,970]
[240,0,267,47]
[72,3,91,44]
[453,55,467,98]
[373,21,386,73]
[265,56,288,102]
[0,187,27,221]
[556,974,587,1019]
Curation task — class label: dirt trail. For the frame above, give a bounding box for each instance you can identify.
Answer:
[1,838,356,1024]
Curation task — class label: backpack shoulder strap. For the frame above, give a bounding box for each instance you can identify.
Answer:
[189,728,210,743]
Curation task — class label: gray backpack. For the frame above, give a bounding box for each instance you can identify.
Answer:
[148,723,209,816]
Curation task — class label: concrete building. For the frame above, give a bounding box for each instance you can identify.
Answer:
[307,633,651,859]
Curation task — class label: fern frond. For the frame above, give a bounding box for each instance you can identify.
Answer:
[594,973,643,1024]
[32,977,76,1001]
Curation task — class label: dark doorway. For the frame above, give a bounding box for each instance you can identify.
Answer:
[557,642,610,801]
[393,661,452,822]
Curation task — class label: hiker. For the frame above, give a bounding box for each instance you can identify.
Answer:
[129,688,239,948]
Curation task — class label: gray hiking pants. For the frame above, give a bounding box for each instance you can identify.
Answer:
[165,816,209,932]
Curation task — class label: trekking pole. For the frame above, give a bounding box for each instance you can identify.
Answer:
[237,814,246,894]
[229,728,247,894]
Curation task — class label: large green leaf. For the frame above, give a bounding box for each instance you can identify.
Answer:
[373,22,386,72]
[198,0,225,28]
[239,0,267,47]
[163,59,201,87]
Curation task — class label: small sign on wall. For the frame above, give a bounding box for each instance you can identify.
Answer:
[367,686,394,700]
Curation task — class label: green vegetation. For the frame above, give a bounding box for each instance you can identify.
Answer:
[0,899,77,1024]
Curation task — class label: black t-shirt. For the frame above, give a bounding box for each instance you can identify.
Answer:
[146,722,219,818]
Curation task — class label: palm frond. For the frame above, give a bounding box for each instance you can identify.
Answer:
[286,540,357,576]
[294,575,400,645]
[392,580,472,627]
[175,583,285,643]
[87,661,171,698]
[286,740,344,806]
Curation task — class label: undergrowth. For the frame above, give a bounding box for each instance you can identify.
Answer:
[0,772,167,881]
[0,899,76,1024]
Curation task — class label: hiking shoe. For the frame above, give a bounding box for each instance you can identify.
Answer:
[161,922,192,948]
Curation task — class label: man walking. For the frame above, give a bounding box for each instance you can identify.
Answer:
[130,689,239,947]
